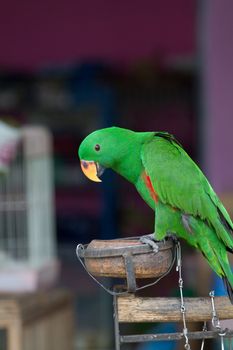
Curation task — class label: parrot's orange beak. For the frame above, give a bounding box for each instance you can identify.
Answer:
[80,160,102,182]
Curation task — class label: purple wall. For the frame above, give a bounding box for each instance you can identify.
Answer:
[0,0,195,70]
[203,0,233,192]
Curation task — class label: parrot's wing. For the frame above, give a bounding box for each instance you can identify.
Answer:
[141,135,233,248]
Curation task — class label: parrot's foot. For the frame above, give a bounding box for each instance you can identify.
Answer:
[139,234,159,253]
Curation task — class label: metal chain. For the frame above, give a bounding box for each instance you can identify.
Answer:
[209,290,226,350]
[176,242,191,350]
[200,322,207,350]
[209,290,221,330]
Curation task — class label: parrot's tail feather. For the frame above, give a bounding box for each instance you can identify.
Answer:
[217,207,233,235]
[226,247,233,254]
[222,276,233,304]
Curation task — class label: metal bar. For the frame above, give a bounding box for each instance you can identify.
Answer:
[123,253,137,293]
[113,292,121,350]
[120,330,233,343]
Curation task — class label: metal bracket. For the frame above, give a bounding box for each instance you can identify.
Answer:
[123,253,137,293]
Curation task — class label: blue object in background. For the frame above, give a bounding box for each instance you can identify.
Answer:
[137,323,178,350]
[213,273,227,297]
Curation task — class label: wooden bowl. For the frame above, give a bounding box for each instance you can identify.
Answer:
[80,238,173,279]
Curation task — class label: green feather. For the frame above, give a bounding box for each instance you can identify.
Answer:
[141,134,233,250]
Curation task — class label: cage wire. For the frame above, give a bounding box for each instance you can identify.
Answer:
[0,125,57,291]
[0,139,27,263]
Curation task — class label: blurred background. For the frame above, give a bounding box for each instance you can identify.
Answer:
[0,0,233,349]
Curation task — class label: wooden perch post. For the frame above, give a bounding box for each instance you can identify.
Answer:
[79,238,233,348]
[117,295,233,323]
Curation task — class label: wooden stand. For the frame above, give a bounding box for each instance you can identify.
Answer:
[78,238,233,349]
[0,289,74,350]
[114,293,233,349]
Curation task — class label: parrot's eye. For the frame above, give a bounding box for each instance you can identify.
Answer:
[95,144,101,151]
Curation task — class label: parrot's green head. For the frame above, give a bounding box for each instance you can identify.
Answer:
[78,126,152,183]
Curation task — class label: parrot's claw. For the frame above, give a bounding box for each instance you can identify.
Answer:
[139,234,159,253]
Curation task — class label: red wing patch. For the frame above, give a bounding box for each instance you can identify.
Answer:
[142,171,159,203]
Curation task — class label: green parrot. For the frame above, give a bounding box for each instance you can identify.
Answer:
[78,126,233,302]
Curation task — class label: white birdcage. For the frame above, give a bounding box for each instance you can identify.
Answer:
[0,124,59,291]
